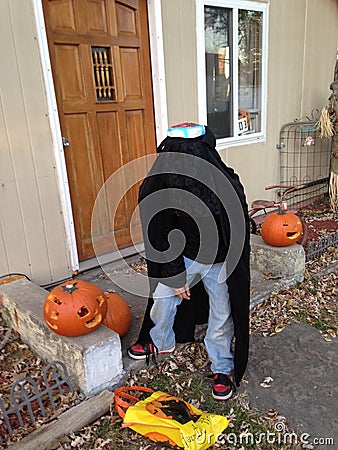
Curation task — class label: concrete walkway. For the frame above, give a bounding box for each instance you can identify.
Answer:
[76,258,337,450]
[246,323,337,449]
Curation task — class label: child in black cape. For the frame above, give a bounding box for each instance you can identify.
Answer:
[128,124,250,399]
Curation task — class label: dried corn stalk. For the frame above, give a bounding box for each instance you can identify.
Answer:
[329,171,338,212]
[316,106,334,138]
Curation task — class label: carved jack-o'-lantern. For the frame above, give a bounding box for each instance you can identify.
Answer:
[43,280,108,337]
[261,209,303,247]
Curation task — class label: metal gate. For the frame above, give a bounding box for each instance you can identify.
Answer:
[277,110,331,206]
[0,360,74,443]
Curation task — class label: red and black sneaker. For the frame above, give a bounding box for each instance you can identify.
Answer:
[212,373,236,401]
[127,342,175,360]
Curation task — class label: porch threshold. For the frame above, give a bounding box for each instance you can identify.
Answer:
[78,244,145,273]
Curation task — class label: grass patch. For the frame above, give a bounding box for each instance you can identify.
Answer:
[64,344,304,449]
[70,349,301,450]
[144,369,301,450]
[314,319,330,332]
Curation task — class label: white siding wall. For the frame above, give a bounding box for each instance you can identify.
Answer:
[161,0,199,124]
[161,0,338,206]
[0,0,72,285]
[302,0,338,113]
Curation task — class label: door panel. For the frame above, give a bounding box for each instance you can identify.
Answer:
[116,2,137,36]
[47,0,77,32]
[54,45,87,105]
[43,0,156,261]
[120,48,142,99]
[87,1,110,33]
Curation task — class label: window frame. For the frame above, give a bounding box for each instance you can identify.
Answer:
[196,0,269,148]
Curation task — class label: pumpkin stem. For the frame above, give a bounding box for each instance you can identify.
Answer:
[62,282,79,294]
[277,205,285,215]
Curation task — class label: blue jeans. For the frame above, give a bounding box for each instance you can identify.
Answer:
[150,257,234,375]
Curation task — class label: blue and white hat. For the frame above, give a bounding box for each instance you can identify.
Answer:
[167,122,206,139]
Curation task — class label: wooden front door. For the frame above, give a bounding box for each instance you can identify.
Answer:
[42,0,156,261]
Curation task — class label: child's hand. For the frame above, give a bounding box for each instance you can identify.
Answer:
[173,283,191,300]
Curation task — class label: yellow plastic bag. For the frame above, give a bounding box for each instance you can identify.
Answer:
[120,389,229,450]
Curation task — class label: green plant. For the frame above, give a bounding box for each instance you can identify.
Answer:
[314,320,330,332]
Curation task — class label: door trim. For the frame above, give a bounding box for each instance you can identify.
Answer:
[147,0,168,142]
[32,0,79,272]
[32,0,167,272]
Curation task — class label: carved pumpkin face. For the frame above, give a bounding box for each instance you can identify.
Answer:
[261,211,303,247]
[43,280,108,337]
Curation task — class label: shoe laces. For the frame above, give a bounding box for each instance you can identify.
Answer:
[144,343,158,366]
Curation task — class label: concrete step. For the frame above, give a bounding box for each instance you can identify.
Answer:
[250,234,305,286]
[0,278,123,396]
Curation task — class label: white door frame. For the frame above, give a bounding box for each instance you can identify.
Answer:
[32,0,168,272]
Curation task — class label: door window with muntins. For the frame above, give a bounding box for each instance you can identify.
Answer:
[92,47,116,102]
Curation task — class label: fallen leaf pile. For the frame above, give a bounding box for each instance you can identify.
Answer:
[250,271,337,339]
[298,197,338,243]
[0,315,303,449]
[306,246,338,272]
[129,257,147,274]
[57,345,301,450]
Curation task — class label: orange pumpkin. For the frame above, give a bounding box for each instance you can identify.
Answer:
[261,210,303,247]
[43,280,108,337]
[102,293,131,336]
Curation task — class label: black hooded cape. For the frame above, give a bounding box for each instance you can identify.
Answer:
[136,127,250,385]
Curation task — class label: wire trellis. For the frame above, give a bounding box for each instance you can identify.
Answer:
[0,360,73,443]
[277,110,331,206]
